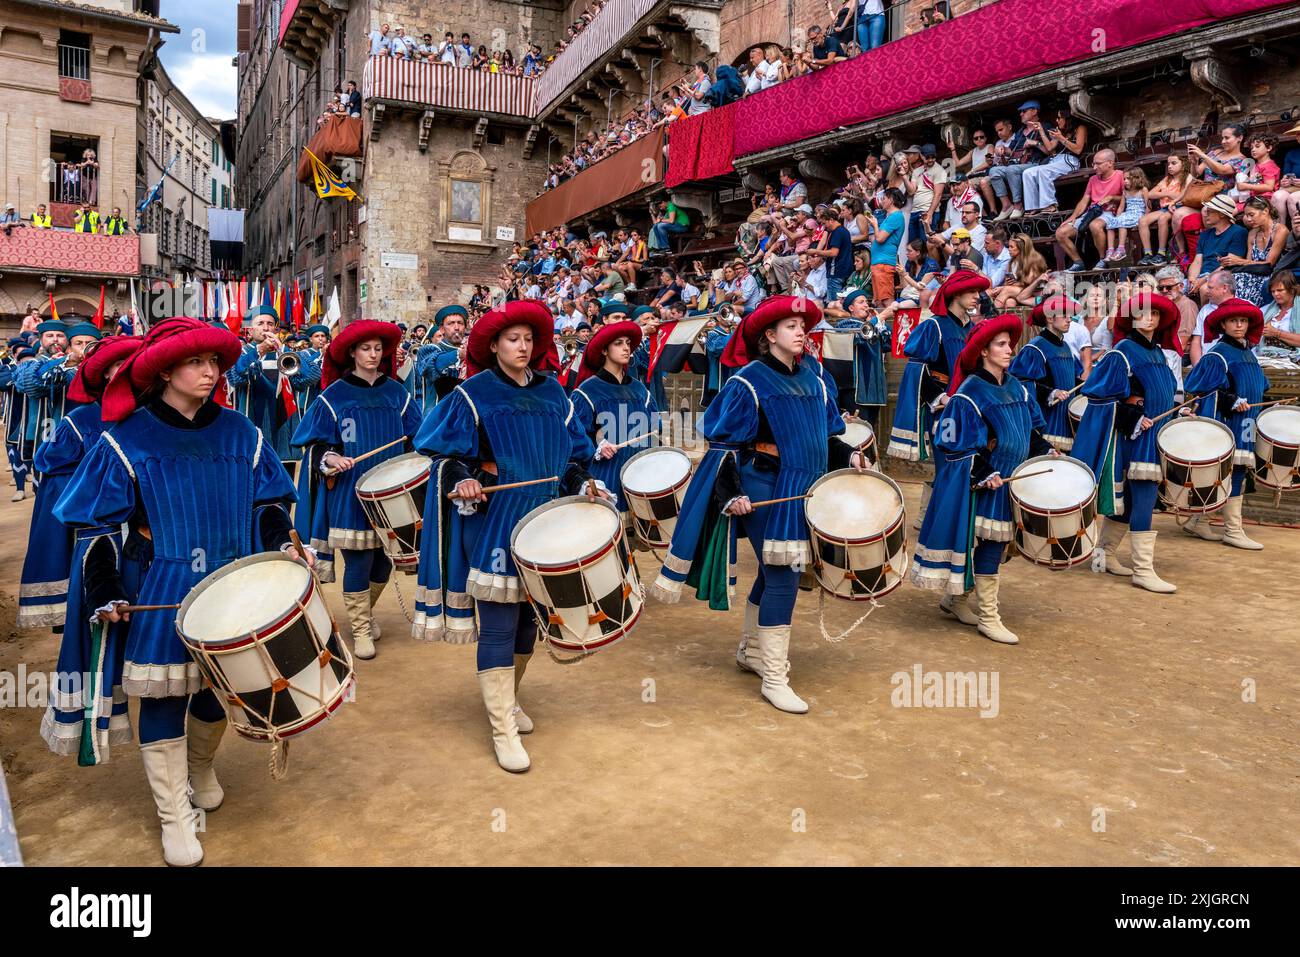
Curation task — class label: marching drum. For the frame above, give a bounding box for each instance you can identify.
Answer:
[511,497,643,655]
[804,469,907,602]
[620,447,692,549]
[1009,455,1099,569]
[1156,416,1235,513]
[355,452,432,572]
[177,554,353,742]
[836,420,877,465]
[1253,404,1300,491]
[1068,394,1088,433]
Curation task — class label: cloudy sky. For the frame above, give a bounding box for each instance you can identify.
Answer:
[157,1,238,121]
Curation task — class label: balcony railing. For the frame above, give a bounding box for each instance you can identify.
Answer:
[50,162,99,206]
[0,228,140,278]
[58,43,91,103]
[363,56,536,118]
[534,0,658,118]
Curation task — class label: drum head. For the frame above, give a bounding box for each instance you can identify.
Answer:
[357,452,431,494]
[1011,455,1095,510]
[1158,417,1234,462]
[181,556,311,645]
[513,499,620,566]
[1259,405,1300,445]
[806,470,903,540]
[621,447,691,494]
[838,422,875,449]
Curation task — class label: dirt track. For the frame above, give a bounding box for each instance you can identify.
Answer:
[2,477,1297,866]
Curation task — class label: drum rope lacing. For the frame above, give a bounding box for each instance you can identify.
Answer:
[528,551,646,666]
[816,587,882,643]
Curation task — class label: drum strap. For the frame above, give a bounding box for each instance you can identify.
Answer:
[754,441,779,457]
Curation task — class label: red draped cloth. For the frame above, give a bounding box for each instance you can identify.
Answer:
[666,102,737,188]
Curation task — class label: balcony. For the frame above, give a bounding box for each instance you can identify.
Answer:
[362,57,538,147]
[533,0,723,131]
[0,228,140,279]
[278,0,350,70]
[57,42,91,103]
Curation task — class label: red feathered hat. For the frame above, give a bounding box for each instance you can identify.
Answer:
[931,269,990,318]
[1204,297,1265,346]
[69,335,143,404]
[322,319,402,389]
[102,318,242,422]
[575,320,643,385]
[1114,292,1181,354]
[1030,294,1083,327]
[721,295,821,368]
[949,313,1026,395]
[465,299,559,379]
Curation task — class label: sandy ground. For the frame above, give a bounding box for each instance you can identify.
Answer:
[1,474,1297,867]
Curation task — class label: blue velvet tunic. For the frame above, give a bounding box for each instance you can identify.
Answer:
[1072,335,1178,516]
[18,403,107,629]
[1010,330,1082,450]
[55,406,296,698]
[572,370,658,512]
[910,370,1046,594]
[1183,337,1269,467]
[291,374,421,559]
[15,354,82,464]
[888,312,971,461]
[412,369,595,642]
[651,354,844,607]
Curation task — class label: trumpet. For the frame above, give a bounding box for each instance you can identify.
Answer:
[276,348,301,376]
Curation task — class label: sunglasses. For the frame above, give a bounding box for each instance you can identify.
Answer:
[1157,283,1181,291]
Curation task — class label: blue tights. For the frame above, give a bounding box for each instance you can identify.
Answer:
[1113,478,1158,532]
[138,688,225,745]
[973,539,1004,575]
[340,547,392,592]
[739,465,799,628]
[476,600,537,670]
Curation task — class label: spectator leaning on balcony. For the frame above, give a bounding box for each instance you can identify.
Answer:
[458,34,475,68]
[1021,107,1088,214]
[368,23,391,56]
[101,207,128,236]
[989,100,1054,221]
[1,203,18,235]
[389,27,413,59]
[437,32,456,65]
[679,62,713,116]
[804,24,843,71]
[73,204,99,234]
[31,204,52,228]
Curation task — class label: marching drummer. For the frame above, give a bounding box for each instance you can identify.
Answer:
[412,300,608,773]
[650,296,862,714]
[1072,293,1188,593]
[1183,298,1269,550]
[40,335,141,761]
[1010,295,1084,452]
[291,320,420,660]
[910,315,1058,644]
[887,270,989,528]
[571,319,659,523]
[54,318,305,867]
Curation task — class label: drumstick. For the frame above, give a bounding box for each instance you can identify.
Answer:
[447,474,559,500]
[324,436,408,476]
[1245,396,1297,410]
[606,432,652,451]
[970,467,1054,490]
[747,493,814,508]
[116,603,181,613]
[1048,381,1085,406]
[1147,396,1200,425]
[289,529,312,566]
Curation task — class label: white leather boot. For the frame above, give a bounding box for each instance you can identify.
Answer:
[368,580,387,640]
[141,738,204,867]
[735,602,762,676]
[1099,518,1132,575]
[755,624,808,713]
[1220,496,1263,550]
[478,667,530,772]
[1130,530,1176,593]
[513,652,534,734]
[343,591,375,659]
[939,590,979,626]
[1182,514,1224,541]
[912,483,932,530]
[973,575,1018,644]
[186,716,226,812]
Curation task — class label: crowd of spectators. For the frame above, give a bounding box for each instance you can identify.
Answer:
[0,201,128,236]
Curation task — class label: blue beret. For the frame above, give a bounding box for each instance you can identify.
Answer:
[246,304,279,323]
[14,346,38,360]
[434,305,468,327]
[65,322,102,340]
[632,306,656,319]
[303,324,331,338]
[36,320,67,334]
[841,289,868,309]
[600,301,629,317]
